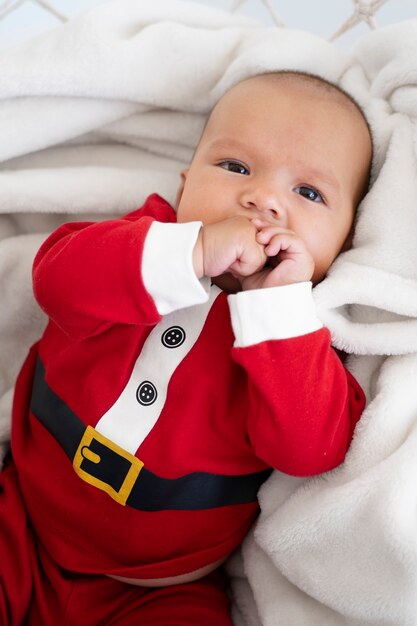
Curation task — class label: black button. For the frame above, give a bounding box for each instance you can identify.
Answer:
[136,381,157,406]
[161,326,186,349]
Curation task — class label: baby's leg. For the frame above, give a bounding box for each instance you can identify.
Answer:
[0,457,35,626]
[124,570,234,626]
[0,461,233,626]
[53,569,234,626]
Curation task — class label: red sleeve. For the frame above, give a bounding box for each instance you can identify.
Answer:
[33,194,175,340]
[232,328,365,476]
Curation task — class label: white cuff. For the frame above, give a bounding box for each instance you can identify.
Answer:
[142,221,210,315]
[228,282,323,347]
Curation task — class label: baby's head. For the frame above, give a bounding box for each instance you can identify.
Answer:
[176,71,372,284]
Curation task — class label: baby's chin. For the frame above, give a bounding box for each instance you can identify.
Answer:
[212,273,242,294]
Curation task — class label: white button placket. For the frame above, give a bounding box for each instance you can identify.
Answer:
[95,287,221,454]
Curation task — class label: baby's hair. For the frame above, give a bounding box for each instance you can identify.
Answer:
[206,70,372,152]
[257,70,371,134]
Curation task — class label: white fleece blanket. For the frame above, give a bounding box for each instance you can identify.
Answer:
[1,1,417,624]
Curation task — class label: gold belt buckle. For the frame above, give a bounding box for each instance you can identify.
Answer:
[73,426,144,506]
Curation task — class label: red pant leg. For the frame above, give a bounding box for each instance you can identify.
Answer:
[0,458,233,626]
[0,457,80,626]
[118,571,234,626]
[0,458,35,626]
[56,569,233,626]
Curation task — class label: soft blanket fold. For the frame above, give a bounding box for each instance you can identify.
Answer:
[1,2,417,624]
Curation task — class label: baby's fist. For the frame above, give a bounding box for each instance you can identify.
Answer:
[193,216,266,280]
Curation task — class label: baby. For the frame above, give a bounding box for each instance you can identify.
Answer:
[1,71,372,625]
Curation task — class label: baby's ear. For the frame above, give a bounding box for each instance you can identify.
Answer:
[175,169,189,208]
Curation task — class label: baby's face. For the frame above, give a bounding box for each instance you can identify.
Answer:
[176,75,372,284]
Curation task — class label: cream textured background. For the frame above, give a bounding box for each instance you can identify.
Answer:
[0,0,416,49]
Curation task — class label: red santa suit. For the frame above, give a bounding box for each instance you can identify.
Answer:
[2,193,365,625]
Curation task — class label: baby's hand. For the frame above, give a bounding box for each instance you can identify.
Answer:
[193,216,267,280]
[240,218,315,290]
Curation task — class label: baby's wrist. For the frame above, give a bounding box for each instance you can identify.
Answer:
[192,228,204,279]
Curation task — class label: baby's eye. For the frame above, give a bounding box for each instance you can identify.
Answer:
[293,185,324,203]
[218,161,249,176]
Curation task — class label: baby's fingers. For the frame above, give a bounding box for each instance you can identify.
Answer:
[256,230,302,257]
[252,221,293,244]
[265,233,301,257]
[251,219,278,240]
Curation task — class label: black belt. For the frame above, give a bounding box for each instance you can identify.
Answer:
[30,357,271,511]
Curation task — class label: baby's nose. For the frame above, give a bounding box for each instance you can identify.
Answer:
[242,187,282,220]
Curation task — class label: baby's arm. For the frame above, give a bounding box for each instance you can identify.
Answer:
[231,321,365,475]
[33,198,207,339]
[194,217,365,475]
